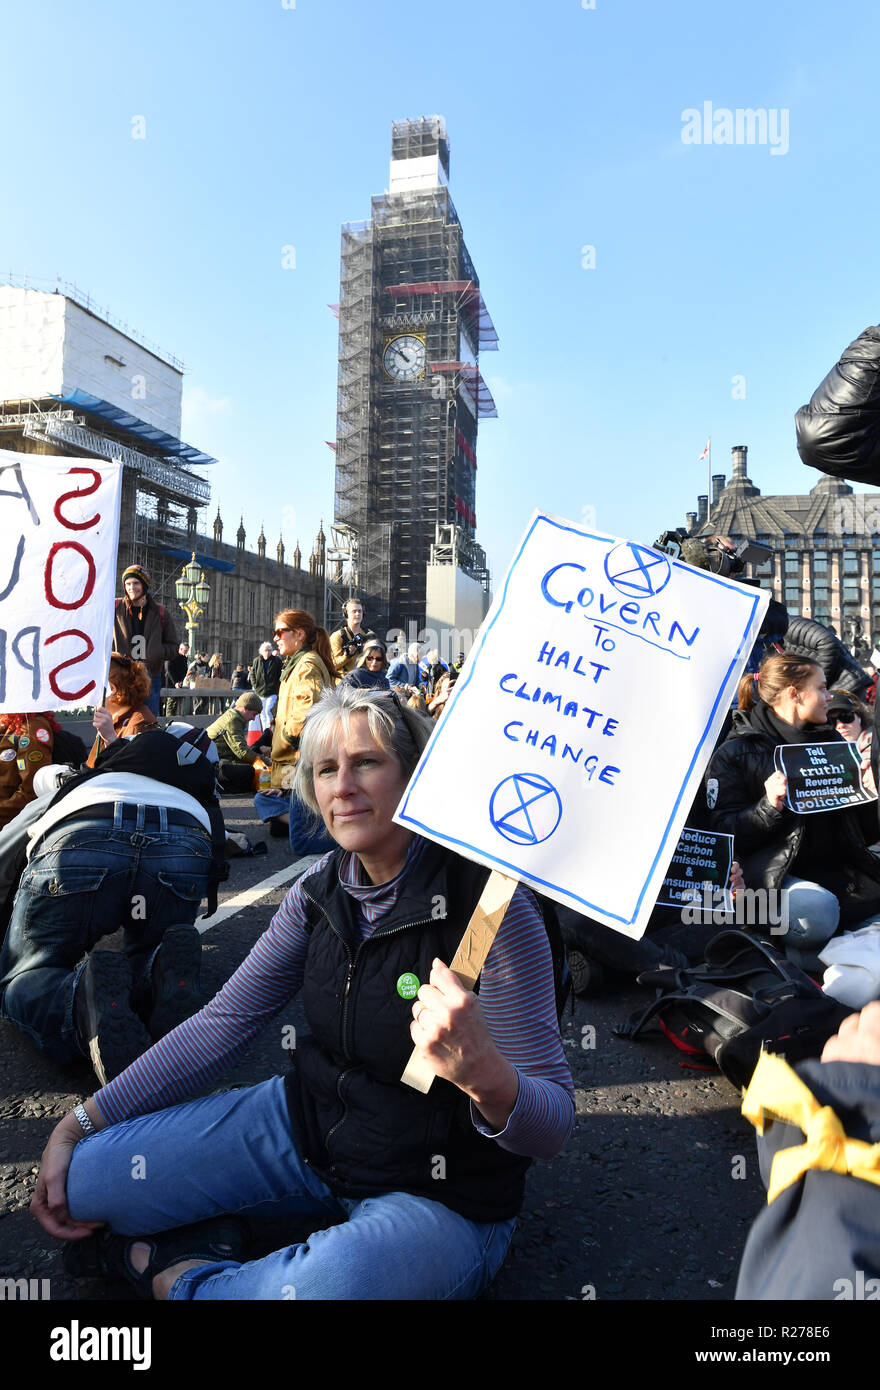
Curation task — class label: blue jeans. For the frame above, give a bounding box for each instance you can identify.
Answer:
[781,874,840,952]
[259,694,277,731]
[0,805,212,1064]
[253,792,335,856]
[67,1076,516,1300]
[146,674,163,718]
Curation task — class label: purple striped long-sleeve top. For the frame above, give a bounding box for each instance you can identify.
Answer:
[94,837,575,1159]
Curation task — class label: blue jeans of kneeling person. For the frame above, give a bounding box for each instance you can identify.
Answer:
[67,1076,516,1300]
[253,790,334,856]
[0,805,212,1065]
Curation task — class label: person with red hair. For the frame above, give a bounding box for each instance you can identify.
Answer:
[87,654,158,768]
[255,610,335,840]
[267,610,335,792]
[0,712,58,830]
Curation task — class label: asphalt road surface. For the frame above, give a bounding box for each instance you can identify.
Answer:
[0,792,767,1307]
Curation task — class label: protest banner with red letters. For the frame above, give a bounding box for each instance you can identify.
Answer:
[0,451,123,713]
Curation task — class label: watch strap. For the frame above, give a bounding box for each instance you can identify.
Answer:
[73,1103,95,1137]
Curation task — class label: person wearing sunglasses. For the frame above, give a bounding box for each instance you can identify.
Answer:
[827,689,873,761]
[344,639,391,691]
[258,608,335,795]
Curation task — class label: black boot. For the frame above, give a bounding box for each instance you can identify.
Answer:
[74,951,154,1086]
[137,926,204,1041]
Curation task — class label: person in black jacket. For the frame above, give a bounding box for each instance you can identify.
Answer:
[249,642,283,730]
[796,322,880,817]
[705,652,880,972]
[783,615,872,699]
[0,725,223,1084]
[796,324,880,486]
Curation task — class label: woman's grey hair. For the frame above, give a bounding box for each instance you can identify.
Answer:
[295,684,433,816]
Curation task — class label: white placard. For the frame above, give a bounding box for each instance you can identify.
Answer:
[0,451,123,713]
[395,512,768,938]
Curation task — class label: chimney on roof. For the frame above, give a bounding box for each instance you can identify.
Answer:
[697,495,708,525]
[731,444,748,480]
[711,473,726,505]
[686,511,697,532]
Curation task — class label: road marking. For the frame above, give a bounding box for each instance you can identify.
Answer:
[197,857,322,934]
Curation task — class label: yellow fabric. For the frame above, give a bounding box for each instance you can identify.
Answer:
[741,1050,880,1203]
[270,651,334,789]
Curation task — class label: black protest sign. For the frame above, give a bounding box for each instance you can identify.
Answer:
[656,826,734,911]
[774,741,877,814]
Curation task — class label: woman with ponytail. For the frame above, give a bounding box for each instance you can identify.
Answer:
[705,652,880,971]
[265,610,335,793]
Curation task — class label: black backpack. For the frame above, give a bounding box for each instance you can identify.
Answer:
[616,931,851,1087]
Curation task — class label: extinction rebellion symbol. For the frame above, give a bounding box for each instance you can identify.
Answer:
[604,541,671,599]
[489,773,563,846]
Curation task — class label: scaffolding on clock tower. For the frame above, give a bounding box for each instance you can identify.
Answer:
[333,117,496,636]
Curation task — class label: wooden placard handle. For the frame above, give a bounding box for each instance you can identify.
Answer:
[400,869,519,1094]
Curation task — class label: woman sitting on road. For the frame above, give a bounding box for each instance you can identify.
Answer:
[705,652,880,972]
[32,684,574,1300]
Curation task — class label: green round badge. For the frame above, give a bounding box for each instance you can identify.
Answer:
[396,972,420,1001]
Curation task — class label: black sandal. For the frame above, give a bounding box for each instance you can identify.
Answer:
[62,1216,248,1299]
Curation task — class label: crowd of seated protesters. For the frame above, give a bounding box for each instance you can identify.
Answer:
[703,652,880,974]
[7,535,880,1303]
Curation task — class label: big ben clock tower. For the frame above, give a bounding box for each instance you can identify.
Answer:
[333,117,497,638]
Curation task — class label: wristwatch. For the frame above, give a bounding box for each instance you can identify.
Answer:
[73,1103,96,1137]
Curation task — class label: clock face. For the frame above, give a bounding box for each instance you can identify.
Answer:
[383,334,426,381]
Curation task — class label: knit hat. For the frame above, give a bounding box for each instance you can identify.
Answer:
[122,564,151,591]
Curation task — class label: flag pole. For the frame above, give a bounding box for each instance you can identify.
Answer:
[707,437,712,526]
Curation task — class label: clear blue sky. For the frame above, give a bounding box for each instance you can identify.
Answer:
[3,0,879,588]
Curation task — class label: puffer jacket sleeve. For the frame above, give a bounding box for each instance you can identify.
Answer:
[784,616,871,697]
[783,616,843,684]
[795,324,880,485]
[705,737,795,854]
